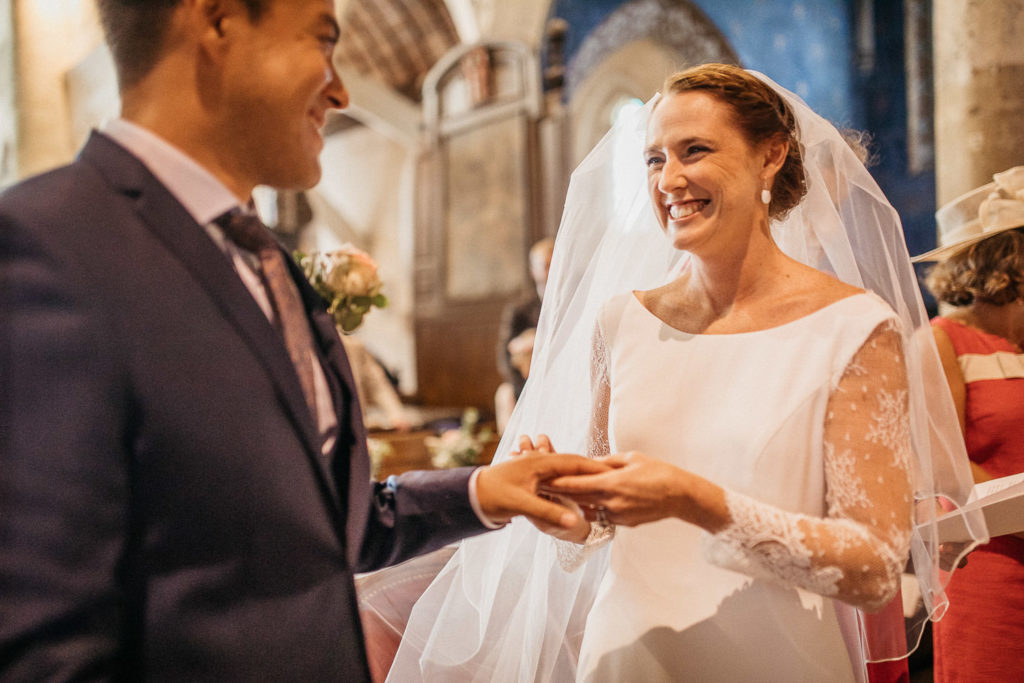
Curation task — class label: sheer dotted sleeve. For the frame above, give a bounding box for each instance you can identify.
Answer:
[701,320,913,612]
[557,321,615,571]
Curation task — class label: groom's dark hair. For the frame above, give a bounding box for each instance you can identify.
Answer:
[96,0,270,90]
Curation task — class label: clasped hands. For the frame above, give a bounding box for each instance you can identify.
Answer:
[478,434,704,544]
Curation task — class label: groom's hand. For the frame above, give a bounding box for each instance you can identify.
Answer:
[475,453,610,530]
[513,435,594,542]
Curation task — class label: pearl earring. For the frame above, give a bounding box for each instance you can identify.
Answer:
[761,185,772,205]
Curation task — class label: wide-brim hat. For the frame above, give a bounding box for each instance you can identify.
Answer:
[912,166,1024,262]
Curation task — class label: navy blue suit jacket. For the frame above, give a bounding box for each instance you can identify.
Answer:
[0,133,487,680]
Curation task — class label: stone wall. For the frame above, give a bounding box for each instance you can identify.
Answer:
[933,0,1024,204]
[0,0,16,186]
[13,0,105,178]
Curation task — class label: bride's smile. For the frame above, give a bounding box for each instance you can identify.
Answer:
[667,199,709,220]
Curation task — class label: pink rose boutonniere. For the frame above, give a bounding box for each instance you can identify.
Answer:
[295,245,389,333]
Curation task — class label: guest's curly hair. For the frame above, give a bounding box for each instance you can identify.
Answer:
[925,228,1024,306]
[660,63,807,221]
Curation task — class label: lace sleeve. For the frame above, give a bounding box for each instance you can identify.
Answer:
[556,321,615,571]
[702,320,913,611]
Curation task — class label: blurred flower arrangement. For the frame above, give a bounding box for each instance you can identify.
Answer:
[295,245,388,333]
[366,437,394,480]
[426,408,493,469]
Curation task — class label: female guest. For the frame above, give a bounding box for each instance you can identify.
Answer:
[914,167,1024,683]
[379,65,982,682]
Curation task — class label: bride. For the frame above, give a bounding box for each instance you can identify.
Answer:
[373,64,985,682]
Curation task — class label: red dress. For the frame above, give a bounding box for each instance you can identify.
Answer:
[931,317,1024,682]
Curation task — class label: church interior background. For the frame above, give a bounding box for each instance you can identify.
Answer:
[3,0,1023,460]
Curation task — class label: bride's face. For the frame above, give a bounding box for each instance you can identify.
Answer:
[644,91,770,255]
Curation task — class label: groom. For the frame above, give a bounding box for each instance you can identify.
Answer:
[0,0,602,679]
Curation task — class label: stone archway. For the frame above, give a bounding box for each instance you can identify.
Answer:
[566,0,738,163]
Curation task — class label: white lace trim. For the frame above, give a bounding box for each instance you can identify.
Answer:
[556,520,615,573]
[709,492,845,596]
[556,321,616,572]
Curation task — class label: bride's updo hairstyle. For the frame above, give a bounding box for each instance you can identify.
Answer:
[661,63,807,221]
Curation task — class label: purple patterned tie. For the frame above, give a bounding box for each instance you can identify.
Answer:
[216,210,320,422]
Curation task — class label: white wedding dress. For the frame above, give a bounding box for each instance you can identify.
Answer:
[381,72,983,682]
[573,290,909,682]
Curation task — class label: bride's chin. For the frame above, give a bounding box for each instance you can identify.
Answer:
[665,223,695,244]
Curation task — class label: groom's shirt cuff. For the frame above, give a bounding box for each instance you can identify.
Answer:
[468,467,506,529]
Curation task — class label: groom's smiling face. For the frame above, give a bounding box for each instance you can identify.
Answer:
[212,0,349,193]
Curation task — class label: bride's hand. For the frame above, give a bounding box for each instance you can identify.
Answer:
[543,451,729,531]
[512,433,555,455]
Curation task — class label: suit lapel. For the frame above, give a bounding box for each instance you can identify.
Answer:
[287,257,361,421]
[78,133,341,504]
[290,260,372,564]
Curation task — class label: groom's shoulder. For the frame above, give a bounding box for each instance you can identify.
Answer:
[0,153,144,277]
[1,154,119,225]
[1,161,84,208]
[1,140,151,238]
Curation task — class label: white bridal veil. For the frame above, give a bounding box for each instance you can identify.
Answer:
[369,71,986,681]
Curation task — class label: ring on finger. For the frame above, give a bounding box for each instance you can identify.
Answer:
[595,505,610,528]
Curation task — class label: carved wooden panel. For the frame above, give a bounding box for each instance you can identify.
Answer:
[414,300,507,411]
[413,41,543,410]
[443,115,528,299]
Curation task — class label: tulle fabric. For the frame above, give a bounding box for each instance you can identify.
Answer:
[367,72,986,681]
[756,70,987,658]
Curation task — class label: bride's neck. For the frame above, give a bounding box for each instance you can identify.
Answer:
[687,235,787,315]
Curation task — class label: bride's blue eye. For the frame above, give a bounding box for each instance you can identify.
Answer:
[644,156,664,167]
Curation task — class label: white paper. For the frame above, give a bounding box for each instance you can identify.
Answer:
[968,471,1024,502]
[933,473,1024,543]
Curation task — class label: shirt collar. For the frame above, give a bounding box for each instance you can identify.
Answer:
[100,118,241,226]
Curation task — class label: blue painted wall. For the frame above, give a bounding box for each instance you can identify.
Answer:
[549,0,857,125]
[547,0,938,289]
[853,1,936,260]
[692,0,857,126]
